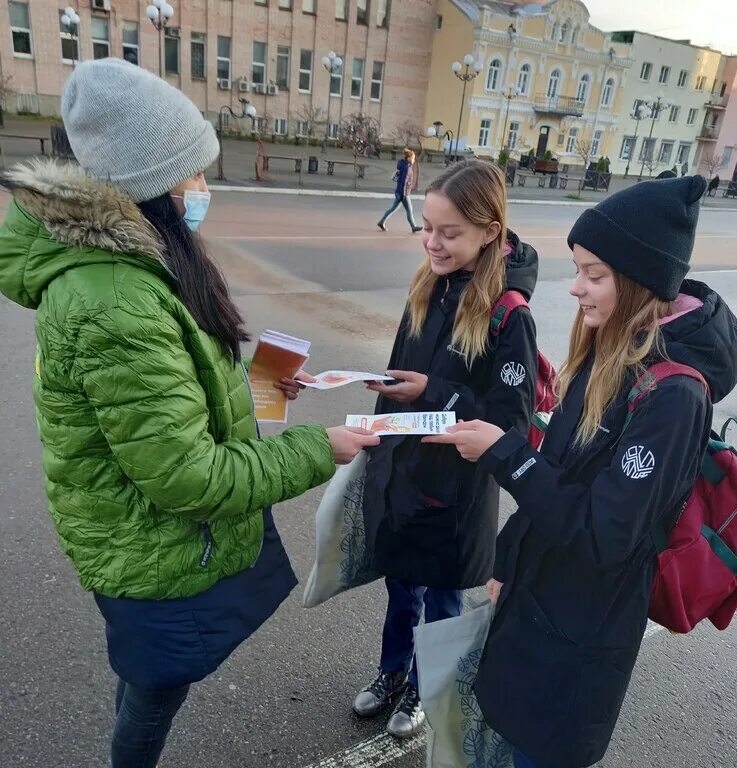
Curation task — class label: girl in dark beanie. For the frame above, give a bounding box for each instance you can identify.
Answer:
[426,175,737,767]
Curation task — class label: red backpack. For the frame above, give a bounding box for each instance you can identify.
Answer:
[490,290,557,449]
[624,361,737,633]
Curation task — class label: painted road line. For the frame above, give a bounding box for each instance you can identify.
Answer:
[213,234,411,241]
[301,619,666,768]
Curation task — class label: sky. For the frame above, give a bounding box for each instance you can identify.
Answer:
[580,0,737,55]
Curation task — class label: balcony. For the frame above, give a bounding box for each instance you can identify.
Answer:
[704,97,728,110]
[533,94,585,117]
[697,126,719,141]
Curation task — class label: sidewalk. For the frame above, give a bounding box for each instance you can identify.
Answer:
[1,115,735,209]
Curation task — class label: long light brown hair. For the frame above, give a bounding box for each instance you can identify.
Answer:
[556,271,671,444]
[407,160,507,367]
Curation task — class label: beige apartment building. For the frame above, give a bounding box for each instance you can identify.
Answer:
[0,0,436,139]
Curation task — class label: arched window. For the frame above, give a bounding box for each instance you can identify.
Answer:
[577,73,590,104]
[551,22,558,42]
[517,63,531,95]
[547,69,561,99]
[601,77,615,107]
[560,21,570,43]
[486,58,502,91]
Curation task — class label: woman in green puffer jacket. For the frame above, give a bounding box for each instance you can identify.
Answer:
[0,59,378,768]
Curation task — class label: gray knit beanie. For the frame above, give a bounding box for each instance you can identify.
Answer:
[61,58,219,202]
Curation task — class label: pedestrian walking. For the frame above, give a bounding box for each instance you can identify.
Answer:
[0,58,378,768]
[378,148,423,233]
[354,160,539,737]
[426,175,737,768]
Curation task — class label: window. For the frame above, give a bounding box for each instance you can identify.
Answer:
[296,120,309,136]
[91,17,110,59]
[632,97,647,116]
[252,41,266,85]
[591,129,603,157]
[356,0,368,25]
[376,0,390,27]
[658,141,674,164]
[576,74,590,104]
[550,23,558,41]
[303,0,316,11]
[276,45,290,89]
[273,117,287,135]
[696,76,707,91]
[547,69,561,99]
[658,65,670,85]
[640,62,652,81]
[687,107,698,125]
[370,60,384,101]
[336,0,347,20]
[191,32,206,79]
[565,127,578,154]
[59,9,78,62]
[217,36,231,82]
[720,82,727,98]
[517,63,531,95]
[639,137,655,161]
[478,119,491,147]
[677,69,688,88]
[298,49,312,92]
[255,0,266,4]
[164,28,179,74]
[677,142,691,165]
[601,77,614,108]
[329,55,343,96]
[278,0,292,8]
[486,59,502,91]
[721,146,733,167]
[328,122,339,139]
[712,78,719,93]
[668,105,680,123]
[559,21,569,43]
[571,26,578,46]
[9,2,32,56]
[508,121,519,150]
[435,14,443,30]
[619,136,636,160]
[351,58,364,98]
[122,22,139,66]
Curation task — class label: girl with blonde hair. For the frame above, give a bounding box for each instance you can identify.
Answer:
[354,160,539,738]
[427,175,737,768]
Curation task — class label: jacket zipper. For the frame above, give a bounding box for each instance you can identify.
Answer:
[199,522,215,567]
[440,278,451,307]
[716,506,737,536]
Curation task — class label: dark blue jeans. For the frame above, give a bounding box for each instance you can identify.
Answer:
[111,678,190,768]
[379,194,418,229]
[513,749,547,768]
[380,578,463,688]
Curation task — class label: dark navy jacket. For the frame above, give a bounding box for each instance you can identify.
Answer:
[363,232,539,589]
[474,280,737,767]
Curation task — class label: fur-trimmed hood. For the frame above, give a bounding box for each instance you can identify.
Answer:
[0,158,168,309]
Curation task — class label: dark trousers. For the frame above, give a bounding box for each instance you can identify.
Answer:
[379,577,463,688]
[514,750,548,768]
[111,678,190,768]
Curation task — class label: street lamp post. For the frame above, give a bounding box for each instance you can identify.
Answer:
[624,103,647,178]
[638,93,671,180]
[60,7,81,69]
[426,122,454,166]
[321,51,343,153]
[451,53,482,162]
[589,47,615,163]
[145,0,175,78]
[217,100,257,181]
[500,86,521,155]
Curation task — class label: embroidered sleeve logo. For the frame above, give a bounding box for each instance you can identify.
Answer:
[621,445,656,479]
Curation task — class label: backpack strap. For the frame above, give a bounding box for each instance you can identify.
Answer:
[490,290,529,336]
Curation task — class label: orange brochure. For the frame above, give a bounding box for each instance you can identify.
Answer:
[248,330,310,423]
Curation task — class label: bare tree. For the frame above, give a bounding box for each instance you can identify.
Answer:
[701,151,725,179]
[392,119,424,153]
[0,73,13,128]
[295,104,327,140]
[337,112,383,189]
[574,138,594,169]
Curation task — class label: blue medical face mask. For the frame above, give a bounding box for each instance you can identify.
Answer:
[172,190,211,231]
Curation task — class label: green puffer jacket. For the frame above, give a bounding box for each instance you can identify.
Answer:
[0,159,335,599]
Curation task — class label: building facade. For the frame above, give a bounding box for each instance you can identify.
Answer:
[0,0,437,140]
[710,55,737,182]
[424,0,632,168]
[608,31,727,177]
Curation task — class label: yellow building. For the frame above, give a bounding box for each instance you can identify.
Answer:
[425,0,633,168]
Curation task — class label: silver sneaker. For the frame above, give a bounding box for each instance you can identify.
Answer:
[386,684,425,738]
[352,669,407,717]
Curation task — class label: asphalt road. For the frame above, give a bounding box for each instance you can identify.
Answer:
[1,191,737,768]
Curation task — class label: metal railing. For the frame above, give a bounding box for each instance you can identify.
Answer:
[533,94,585,116]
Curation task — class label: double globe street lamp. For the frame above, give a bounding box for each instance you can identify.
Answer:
[146,0,175,77]
[624,102,647,178]
[60,7,81,68]
[451,54,482,162]
[321,51,343,153]
[216,100,258,181]
[427,122,454,166]
[638,93,672,180]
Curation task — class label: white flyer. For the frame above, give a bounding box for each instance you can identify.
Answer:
[345,411,457,436]
[302,371,394,390]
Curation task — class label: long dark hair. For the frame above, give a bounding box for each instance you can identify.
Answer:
[138,194,249,361]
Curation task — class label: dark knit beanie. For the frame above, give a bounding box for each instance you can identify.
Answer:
[567,174,707,300]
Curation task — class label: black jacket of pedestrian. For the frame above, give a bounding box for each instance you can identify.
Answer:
[473,279,737,767]
[363,231,539,589]
[394,158,410,197]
